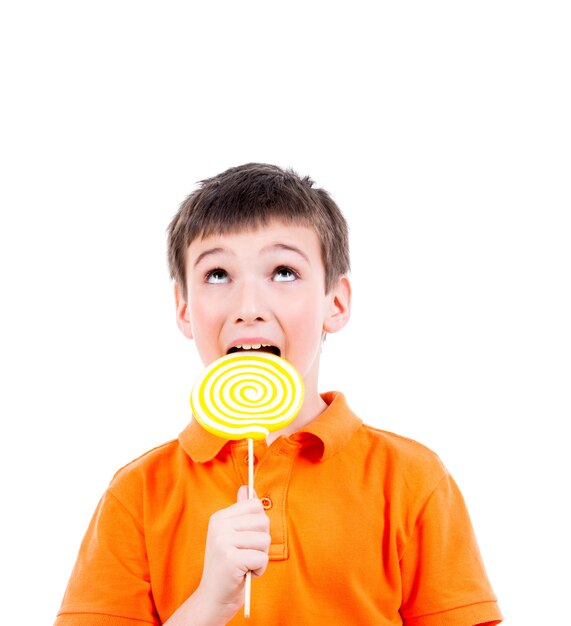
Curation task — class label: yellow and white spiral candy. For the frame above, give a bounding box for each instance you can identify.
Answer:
[190,352,304,440]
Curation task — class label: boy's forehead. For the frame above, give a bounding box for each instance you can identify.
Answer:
[187,221,321,258]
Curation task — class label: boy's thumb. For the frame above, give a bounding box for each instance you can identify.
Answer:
[237,485,255,502]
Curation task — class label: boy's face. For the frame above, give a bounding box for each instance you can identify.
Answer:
[175,221,350,390]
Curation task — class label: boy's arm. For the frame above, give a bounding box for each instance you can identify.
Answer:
[164,486,270,626]
[55,487,270,626]
[399,472,502,626]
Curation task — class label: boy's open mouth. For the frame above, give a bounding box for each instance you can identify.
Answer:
[227,344,281,357]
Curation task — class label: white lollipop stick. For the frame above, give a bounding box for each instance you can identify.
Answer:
[244,437,254,618]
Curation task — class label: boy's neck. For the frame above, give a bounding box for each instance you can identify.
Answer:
[266,392,328,446]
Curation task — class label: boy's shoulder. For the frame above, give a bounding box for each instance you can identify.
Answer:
[116,438,180,471]
[107,438,184,496]
[356,422,449,486]
[361,423,444,459]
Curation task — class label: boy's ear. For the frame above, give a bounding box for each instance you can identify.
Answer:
[323,275,351,334]
[174,282,193,339]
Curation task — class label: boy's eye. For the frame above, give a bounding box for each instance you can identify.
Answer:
[205,269,229,284]
[273,266,298,282]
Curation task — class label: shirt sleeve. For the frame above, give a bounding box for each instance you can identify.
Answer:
[399,472,503,626]
[55,489,159,626]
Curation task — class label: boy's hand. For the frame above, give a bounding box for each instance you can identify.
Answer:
[199,486,271,609]
[166,486,271,626]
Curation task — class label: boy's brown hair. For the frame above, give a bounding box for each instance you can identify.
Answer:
[167,163,350,299]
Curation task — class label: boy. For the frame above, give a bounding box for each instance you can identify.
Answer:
[55,163,502,625]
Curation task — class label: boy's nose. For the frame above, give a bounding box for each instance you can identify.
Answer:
[232,281,268,324]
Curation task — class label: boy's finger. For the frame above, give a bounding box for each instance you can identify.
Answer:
[211,496,265,524]
[236,549,270,577]
[237,485,258,502]
[229,514,270,533]
[234,531,272,552]
[237,485,249,502]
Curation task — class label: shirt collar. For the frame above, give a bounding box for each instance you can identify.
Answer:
[178,391,362,463]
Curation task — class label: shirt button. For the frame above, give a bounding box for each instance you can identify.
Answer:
[243,455,257,465]
[261,497,272,510]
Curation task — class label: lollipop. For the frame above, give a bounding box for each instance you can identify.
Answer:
[191,351,304,440]
[190,351,304,617]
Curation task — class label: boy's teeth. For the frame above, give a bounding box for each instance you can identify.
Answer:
[229,343,281,357]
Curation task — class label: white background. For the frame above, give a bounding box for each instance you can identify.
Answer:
[1,2,569,624]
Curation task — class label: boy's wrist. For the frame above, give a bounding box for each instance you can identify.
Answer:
[166,586,235,626]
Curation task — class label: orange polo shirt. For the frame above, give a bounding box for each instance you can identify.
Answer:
[55,392,502,626]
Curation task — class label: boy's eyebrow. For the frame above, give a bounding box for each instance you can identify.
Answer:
[193,243,310,268]
[263,243,310,263]
[193,247,231,267]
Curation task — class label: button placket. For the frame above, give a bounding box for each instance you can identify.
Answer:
[253,439,300,561]
[231,440,264,486]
